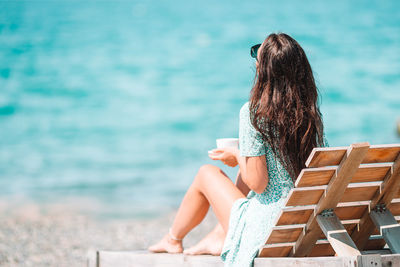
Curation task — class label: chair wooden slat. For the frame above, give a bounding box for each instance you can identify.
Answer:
[266,226,304,244]
[276,206,314,226]
[295,164,391,188]
[309,242,334,257]
[364,238,387,250]
[286,186,326,206]
[340,183,380,202]
[351,164,392,183]
[295,167,336,187]
[305,147,347,168]
[258,244,293,257]
[286,182,380,206]
[364,144,400,164]
[305,144,400,168]
[334,203,368,221]
[277,203,369,225]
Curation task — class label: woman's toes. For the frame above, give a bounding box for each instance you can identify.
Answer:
[148,234,183,254]
[183,242,208,255]
[183,246,199,255]
[148,242,164,253]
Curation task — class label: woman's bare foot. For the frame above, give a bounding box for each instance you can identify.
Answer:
[148,233,183,254]
[183,225,225,256]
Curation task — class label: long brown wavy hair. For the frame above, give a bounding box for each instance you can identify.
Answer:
[249,33,325,181]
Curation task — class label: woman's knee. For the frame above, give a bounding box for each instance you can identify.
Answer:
[195,164,223,186]
[199,164,220,174]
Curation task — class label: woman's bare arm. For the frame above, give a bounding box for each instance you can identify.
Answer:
[234,170,251,196]
[236,154,268,194]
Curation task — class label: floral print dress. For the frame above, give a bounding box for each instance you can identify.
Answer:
[220,102,295,267]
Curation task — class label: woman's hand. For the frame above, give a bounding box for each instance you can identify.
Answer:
[208,147,239,167]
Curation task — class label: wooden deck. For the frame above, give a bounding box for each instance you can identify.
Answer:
[87,250,400,267]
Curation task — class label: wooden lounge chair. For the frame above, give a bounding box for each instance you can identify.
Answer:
[258,142,400,260]
[88,142,400,267]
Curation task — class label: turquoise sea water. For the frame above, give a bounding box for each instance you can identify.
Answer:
[0,0,399,218]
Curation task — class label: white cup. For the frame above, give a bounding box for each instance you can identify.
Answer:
[216,138,239,149]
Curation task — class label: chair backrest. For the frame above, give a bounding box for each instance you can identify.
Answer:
[258,143,400,257]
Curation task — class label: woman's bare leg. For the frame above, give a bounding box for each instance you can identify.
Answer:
[183,170,250,255]
[148,165,245,253]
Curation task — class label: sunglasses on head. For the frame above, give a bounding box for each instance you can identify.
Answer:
[250,44,261,61]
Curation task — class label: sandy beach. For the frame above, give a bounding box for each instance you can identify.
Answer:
[0,203,218,267]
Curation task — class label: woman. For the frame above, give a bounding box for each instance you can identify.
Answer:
[148,33,326,266]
